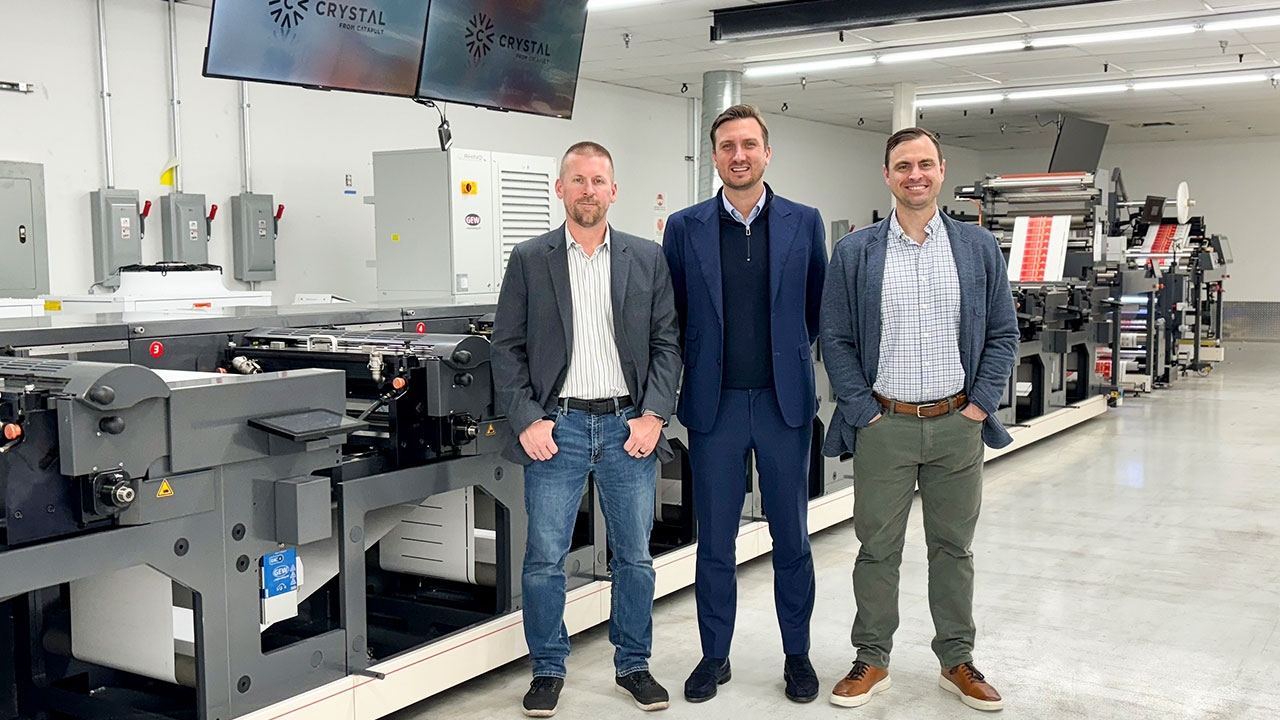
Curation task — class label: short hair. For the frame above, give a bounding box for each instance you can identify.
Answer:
[884,127,943,169]
[709,104,770,148]
[560,141,614,178]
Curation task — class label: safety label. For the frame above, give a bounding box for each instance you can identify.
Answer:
[261,548,299,598]
[156,479,175,498]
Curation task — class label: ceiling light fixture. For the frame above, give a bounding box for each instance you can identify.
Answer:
[1132,72,1268,90]
[586,0,662,10]
[1203,15,1280,31]
[879,40,1026,64]
[914,70,1274,108]
[744,55,876,79]
[1030,25,1195,48]
[742,10,1280,79]
[1007,84,1129,100]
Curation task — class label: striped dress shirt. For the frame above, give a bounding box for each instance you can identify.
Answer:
[560,225,630,401]
[873,210,966,403]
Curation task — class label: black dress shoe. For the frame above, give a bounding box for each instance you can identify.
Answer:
[683,657,731,703]
[784,654,819,703]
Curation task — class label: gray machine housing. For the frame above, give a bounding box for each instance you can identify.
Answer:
[0,160,50,297]
[231,192,277,282]
[160,192,209,264]
[89,188,144,288]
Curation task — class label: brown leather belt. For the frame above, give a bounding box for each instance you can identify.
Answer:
[874,392,967,419]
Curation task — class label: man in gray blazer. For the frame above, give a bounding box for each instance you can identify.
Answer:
[820,128,1018,712]
[491,141,681,717]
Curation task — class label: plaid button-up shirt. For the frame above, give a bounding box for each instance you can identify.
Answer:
[872,210,965,403]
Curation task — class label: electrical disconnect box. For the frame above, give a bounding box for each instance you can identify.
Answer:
[231,192,277,282]
[0,161,50,298]
[90,189,144,287]
[372,148,562,301]
[160,192,209,264]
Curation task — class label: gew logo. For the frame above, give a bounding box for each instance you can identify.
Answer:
[466,13,495,60]
[269,0,309,30]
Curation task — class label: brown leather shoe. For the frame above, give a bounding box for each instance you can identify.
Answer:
[939,662,1003,711]
[829,660,891,708]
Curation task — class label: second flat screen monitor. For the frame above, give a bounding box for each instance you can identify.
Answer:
[417,0,590,119]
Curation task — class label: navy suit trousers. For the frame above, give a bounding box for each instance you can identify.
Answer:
[688,388,815,659]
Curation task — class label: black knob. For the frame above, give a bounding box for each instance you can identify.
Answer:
[99,416,126,435]
[451,349,472,365]
[87,385,116,405]
[454,373,473,387]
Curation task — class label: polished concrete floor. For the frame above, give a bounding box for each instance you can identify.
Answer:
[394,342,1279,719]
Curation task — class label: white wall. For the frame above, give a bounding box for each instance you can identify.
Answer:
[0,0,693,301]
[0,0,975,302]
[763,113,985,243]
[981,138,1274,302]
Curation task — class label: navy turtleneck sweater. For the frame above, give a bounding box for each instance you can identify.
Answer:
[718,189,773,390]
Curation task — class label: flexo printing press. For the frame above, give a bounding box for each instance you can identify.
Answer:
[953,168,1231,415]
[953,171,1118,442]
[0,270,1206,719]
[0,301,842,720]
[0,305,539,720]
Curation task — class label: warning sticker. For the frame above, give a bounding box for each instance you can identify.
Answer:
[461,181,478,195]
[485,424,497,437]
[44,300,62,312]
[157,479,175,498]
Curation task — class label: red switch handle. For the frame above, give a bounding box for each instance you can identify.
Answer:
[207,204,219,222]
[275,204,285,221]
[141,200,152,218]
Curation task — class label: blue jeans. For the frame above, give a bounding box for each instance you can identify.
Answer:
[522,405,658,679]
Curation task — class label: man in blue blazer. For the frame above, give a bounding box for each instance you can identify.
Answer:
[820,128,1018,712]
[662,104,827,704]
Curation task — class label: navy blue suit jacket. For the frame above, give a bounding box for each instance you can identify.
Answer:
[662,190,827,433]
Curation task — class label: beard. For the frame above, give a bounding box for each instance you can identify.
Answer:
[569,200,606,227]
[718,165,765,192]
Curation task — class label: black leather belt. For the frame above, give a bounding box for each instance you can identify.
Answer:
[560,395,633,414]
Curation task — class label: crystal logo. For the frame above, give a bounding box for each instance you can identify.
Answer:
[466,13,495,60]
[268,0,309,30]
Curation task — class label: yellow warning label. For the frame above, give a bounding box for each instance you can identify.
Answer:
[485,424,496,437]
[461,181,478,195]
[157,479,175,498]
[44,300,62,311]
[391,233,401,243]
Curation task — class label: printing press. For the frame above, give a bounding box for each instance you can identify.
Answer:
[0,304,550,720]
[955,172,1118,421]
[1105,171,1232,386]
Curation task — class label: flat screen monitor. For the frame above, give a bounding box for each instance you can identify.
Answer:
[203,0,430,97]
[416,0,590,119]
[1047,116,1109,174]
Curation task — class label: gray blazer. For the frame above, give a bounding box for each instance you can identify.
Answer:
[491,224,682,466]
[819,213,1019,457]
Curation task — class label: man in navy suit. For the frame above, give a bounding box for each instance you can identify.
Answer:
[662,104,827,704]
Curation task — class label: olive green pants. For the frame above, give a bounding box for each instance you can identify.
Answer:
[850,409,985,670]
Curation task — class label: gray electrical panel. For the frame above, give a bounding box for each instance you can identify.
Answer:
[90,188,144,287]
[0,161,50,297]
[160,192,209,264]
[230,192,276,282]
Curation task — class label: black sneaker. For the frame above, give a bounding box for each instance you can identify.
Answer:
[615,670,670,711]
[522,676,564,717]
[683,657,731,703]
[784,653,819,703]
